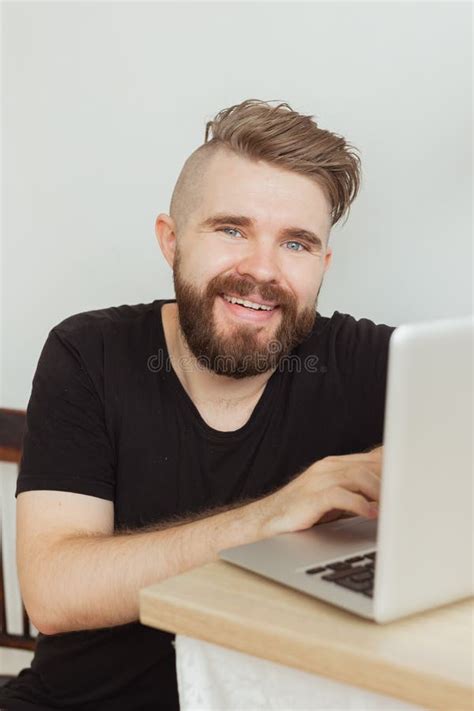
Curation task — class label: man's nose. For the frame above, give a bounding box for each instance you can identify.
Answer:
[235,243,281,284]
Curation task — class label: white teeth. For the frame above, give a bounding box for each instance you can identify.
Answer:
[223,295,274,311]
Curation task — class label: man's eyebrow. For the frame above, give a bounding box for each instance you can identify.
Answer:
[198,213,324,250]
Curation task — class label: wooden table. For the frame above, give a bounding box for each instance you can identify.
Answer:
[139,560,473,711]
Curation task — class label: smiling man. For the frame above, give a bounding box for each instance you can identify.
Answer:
[159,145,331,382]
[154,146,334,433]
[2,99,394,710]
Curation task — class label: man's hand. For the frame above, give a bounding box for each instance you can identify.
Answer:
[317,445,383,524]
[259,446,384,537]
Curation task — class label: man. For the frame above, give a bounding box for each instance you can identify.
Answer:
[0,99,393,710]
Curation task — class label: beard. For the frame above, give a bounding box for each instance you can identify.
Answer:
[172,250,319,379]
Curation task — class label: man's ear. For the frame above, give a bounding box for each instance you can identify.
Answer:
[155,213,177,269]
[323,246,333,272]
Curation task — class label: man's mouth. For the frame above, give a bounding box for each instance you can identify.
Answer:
[221,293,279,312]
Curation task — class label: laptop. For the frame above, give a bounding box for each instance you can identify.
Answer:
[219,316,473,623]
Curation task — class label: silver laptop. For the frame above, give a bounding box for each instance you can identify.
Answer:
[220,316,473,623]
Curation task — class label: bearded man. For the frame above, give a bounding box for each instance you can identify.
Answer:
[1,99,392,710]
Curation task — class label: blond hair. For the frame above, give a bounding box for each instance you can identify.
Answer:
[170,98,361,238]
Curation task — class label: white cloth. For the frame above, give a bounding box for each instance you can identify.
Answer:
[174,635,425,711]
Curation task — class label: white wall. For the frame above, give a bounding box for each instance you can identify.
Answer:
[2,0,472,409]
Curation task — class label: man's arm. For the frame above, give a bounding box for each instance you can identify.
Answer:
[18,491,268,635]
[18,447,381,636]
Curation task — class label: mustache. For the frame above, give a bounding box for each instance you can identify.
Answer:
[205,275,294,308]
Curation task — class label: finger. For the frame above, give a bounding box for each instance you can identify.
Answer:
[323,487,379,520]
[335,466,382,502]
[317,509,345,524]
[317,509,358,525]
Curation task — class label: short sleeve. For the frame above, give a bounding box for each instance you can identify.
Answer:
[16,327,116,501]
[334,314,396,453]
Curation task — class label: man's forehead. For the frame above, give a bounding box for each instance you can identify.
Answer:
[207,158,328,202]
[200,164,330,225]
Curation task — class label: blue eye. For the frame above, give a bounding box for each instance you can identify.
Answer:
[285,241,307,252]
[221,227,243,238]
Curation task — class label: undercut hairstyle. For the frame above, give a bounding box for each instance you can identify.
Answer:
[169,98,362,240]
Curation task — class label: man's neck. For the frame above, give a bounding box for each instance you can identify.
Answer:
[161,302,275,411]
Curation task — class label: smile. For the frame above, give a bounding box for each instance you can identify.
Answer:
[218,294,279,323]
[222,294,277,311]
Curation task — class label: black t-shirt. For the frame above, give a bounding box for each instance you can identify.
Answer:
[0,299,395,710]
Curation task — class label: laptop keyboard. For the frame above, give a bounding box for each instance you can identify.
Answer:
[305,552,376,598]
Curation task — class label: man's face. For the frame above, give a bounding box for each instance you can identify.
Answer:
[165,150,333,379]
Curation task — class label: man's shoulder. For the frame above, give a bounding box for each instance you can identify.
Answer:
[51,299,162,341]
[308,309,396,342]
[298,310,396,371]
[44,300,168,374]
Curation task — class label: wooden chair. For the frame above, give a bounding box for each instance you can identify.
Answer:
[0,407,36,685]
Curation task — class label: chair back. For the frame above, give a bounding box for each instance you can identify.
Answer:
[0,408,36,651]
